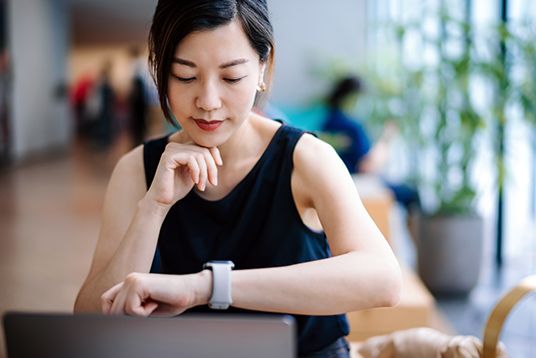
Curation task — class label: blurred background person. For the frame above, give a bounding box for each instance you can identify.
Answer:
[70,71,95,140]
[127,46,148,147]
[85,60,116,151]
[321,75,420,214]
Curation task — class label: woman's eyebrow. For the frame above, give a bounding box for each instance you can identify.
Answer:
[173,58,196,67]
[172,57,249,69]
[219,58,249,69]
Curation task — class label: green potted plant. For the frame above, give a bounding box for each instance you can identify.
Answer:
[307,5,536,295]
[367,6,536,294]
[393,11,482,294]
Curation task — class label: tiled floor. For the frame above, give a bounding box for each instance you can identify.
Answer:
[1,136,534,357]
[0,140,123,358]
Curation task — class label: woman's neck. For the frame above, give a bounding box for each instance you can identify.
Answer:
[217,113,260,165]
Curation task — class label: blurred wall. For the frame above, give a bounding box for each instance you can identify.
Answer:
[71,1,370,112]
[269,0,368,106]
[5,0,369,161]
[70,0,153,46]
[8,0,70,161]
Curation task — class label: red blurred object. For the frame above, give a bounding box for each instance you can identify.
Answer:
[71,74,94,107]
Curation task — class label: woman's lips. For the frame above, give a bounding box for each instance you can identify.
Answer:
[193,118,223,132]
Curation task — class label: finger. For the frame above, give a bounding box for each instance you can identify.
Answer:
[110,285,130,315]
[187,156,200,184]
[142,301,159,316]
[195,154,208,191]
[203,150,218,186]
[210,147,223,166]
[101,282,123,314]
[125,291,149,317]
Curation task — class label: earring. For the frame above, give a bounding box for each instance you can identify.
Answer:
[257,82,267,92]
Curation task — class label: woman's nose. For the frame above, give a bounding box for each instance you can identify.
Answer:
[196,81,222,112]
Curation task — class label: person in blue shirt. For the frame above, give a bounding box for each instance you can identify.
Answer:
[322,75,420,213]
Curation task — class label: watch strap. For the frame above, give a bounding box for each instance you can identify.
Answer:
[203,261,234,309]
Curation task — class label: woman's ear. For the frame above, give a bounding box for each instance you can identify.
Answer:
[257,63,267,92]
[258,63,267,84]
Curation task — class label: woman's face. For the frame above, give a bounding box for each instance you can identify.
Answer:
[167,19,265,147]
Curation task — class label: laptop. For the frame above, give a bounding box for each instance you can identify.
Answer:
[3,312,296,358]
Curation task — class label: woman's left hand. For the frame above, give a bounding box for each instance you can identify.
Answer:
[101,272,210,317]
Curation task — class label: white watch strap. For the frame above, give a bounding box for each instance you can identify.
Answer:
[206,261,234,309]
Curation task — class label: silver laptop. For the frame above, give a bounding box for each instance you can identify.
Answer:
[3,312,296,358]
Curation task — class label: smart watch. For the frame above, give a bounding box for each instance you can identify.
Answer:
[202,260,235,310]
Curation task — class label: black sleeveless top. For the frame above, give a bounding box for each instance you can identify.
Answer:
[143,124,349,354]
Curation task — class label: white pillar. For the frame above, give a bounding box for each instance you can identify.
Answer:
[8,0,70,161]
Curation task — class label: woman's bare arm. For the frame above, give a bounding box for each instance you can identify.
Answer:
[74,147,166,312]
[74,141,222,313]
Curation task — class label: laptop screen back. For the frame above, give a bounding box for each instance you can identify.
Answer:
[3,312,296,358]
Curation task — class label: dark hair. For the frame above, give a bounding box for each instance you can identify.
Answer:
[327,75,364,109]
[148,0,275,126]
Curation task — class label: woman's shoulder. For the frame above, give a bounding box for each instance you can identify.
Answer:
[102,145,147,215]
[294,130,338,165]
[292,130,348,184]
[112,145,145,179]
[290,129,351,211]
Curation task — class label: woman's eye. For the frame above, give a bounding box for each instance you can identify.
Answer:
[174,76,195,83]
[224,76,247,84]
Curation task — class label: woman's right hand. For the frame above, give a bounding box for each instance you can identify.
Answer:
[145,142,223,208]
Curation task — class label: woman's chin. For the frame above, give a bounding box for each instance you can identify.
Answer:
[189,132,229,148]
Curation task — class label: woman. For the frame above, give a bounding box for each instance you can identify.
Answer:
[74,1,401,357]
